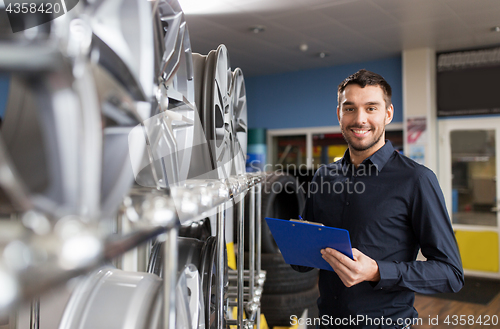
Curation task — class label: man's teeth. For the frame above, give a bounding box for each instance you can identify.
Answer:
[353,129,368,134]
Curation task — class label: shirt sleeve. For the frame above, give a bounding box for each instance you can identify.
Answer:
[373,169,464,294]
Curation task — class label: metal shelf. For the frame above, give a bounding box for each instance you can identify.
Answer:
[0,172,266,328]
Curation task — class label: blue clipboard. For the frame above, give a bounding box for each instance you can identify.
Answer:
[265,217,353,272]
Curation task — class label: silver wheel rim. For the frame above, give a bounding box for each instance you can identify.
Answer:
[230,68,248,175]
[134,0,196,188]
[202,45,234,179]
[59,267,162,329]
[147,238,206,329]
[157,0,196,185]
[89,0,155,102]
[0,13,105,218]
[176,264,204,329]
[200,236,227,329]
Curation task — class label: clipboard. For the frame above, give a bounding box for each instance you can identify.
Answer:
[265,217,353,272]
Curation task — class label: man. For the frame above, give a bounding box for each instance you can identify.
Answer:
[294,69,464,329]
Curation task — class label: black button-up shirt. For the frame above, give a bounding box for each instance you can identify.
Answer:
[299,141,464,328]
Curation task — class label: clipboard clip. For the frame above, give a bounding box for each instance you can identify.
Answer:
[290,218,324,226]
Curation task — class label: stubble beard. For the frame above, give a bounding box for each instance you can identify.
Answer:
[341,126,385,152]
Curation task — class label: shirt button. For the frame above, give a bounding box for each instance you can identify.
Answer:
[346,202,350,205]
[334,296,338,300]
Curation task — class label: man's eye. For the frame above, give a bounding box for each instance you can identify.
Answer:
[367,107,376,111]
[345,108,354,112]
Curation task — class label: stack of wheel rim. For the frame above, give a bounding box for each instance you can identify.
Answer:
[191,44,248,180]
[0,0,251,328]
[248,173,320,327]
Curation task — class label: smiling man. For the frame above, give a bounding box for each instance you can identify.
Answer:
[337,78,393,166]
[293,70,464,329]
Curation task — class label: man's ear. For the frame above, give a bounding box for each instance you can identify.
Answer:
[337,106,341,124]
[385,104,394,125]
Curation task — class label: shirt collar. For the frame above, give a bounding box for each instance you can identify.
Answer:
[341,140,395,173]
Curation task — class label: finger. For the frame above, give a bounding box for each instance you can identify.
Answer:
[321,249,346,270]
[321,253,337,271]
[321,250,341,271]
[324,249,364,276]
[322,251,352,275]
[324,259,355,286]
[324,248,354,267]
[321,252,359,287]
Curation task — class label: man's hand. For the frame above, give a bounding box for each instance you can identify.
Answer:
[321,248,380,287]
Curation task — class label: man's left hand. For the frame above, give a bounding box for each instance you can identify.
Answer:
[321,248,380,287]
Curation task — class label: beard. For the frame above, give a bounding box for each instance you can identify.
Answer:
[341,125,385,152]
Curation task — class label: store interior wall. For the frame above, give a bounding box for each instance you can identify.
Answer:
[245,56,403,130]
[0,57,403,128]
[0,73,9,119]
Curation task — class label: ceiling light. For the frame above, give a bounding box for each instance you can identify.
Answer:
[491,26,500,32]
[250,25,266,34]
[299,43,309,52]
[318,52,329,58]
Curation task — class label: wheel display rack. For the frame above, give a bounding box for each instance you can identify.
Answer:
[0,174,266,329]
[0,0,265,328]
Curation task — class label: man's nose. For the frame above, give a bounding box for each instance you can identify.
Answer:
[354,110,367,125]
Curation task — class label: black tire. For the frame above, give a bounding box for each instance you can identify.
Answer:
[245,252,318,294]
[261,285,319,328]
[262,253,319,294]
[243,173,306,253]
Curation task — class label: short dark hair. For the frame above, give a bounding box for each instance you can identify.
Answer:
[337,69,392,107]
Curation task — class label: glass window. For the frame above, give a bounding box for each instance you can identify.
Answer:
[273,135,306,167]
[312,133,347,169]
[451,130,497,226]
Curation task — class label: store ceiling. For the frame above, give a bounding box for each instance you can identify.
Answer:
[183,0,500,77]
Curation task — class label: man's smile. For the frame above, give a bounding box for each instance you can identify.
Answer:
[351,128,371,137]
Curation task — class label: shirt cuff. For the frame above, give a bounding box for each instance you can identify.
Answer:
[372,260,400,290]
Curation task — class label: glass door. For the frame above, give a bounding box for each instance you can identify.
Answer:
[439,118,500,277]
